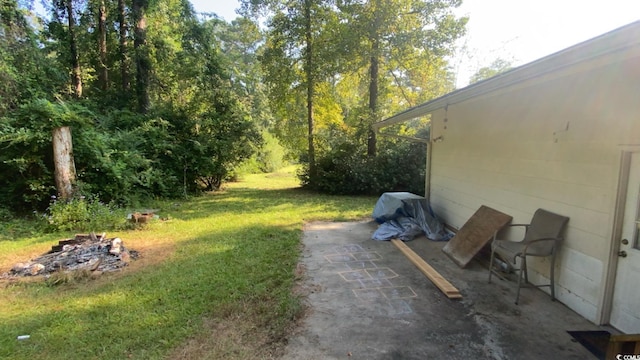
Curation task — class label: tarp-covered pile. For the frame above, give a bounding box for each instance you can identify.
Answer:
[372,192,452,242]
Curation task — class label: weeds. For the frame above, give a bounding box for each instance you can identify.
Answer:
[45,195,129,232]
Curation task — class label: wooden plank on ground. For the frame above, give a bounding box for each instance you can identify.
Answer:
[391,239,462,299]
[442,205,512,268]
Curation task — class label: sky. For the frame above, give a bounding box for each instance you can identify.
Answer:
[190,0,640,88]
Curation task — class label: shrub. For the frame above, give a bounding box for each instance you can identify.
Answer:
[300,140,426,196]
[0,206,12,222]
[232,131,287,179]
[45,195,129,233]
[257,131,286,173]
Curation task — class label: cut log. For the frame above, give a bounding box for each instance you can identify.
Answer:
[392,239,462,299]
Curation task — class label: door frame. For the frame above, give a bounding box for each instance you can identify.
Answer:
[599,149,640,326]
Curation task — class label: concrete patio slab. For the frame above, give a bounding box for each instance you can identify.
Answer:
[283,221,603,360]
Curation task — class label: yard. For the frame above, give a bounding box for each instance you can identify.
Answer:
[0,167,377,359]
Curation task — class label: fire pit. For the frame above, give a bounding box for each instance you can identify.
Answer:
[7,232,139,277]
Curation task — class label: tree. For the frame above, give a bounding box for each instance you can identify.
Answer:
[117,0,130,92]
[0,0,51,115]
[241,0,339,177]
[469,58,512,84]
[52,0,84,98]
[48,0,85,199]
[160,12,262,192]
[1,0,264,211]
[97,0,108,91]
[132,0,149,113]
[337,0,467,155]
[213,17,271,126]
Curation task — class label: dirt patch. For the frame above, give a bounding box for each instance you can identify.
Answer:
[168,312,297,360]
[169,258,312,359]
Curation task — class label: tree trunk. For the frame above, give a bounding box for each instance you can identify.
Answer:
[367,2,380,157]
[66,0,82,98]
[52,126,77,200]
[367,37,378,157]
[98,0,108,91]
[118,0,130,91]
[304,0,316,177]
[133,0,149,113]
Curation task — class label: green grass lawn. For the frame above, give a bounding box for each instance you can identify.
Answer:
[0,167,377,359]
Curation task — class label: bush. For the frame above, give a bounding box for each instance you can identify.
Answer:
[232,131,287,179]
[256,131,286,173]
[0,97,261,212]
[45,195,129,232]
[300,140,426,196]
[0,206,13,222]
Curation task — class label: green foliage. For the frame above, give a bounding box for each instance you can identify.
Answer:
[0,1,262,213]
[0,93,260,212]
[256,131,286,172]
[232,131,287,178]
[301,139,427,195]
[243,0,466,177]
[1,0,464,223]
[0,1,66,116]
[213,17,274,129]
[45,195,129,232]
[469,58,513,84]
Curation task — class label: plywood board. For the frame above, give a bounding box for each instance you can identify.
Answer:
[442,205,512,268]
[391,239,462,299]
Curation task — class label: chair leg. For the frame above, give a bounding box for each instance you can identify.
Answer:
[516,255,526,305]
[489,247,495,283]
[550,252,556,301]
[488,232,497,283]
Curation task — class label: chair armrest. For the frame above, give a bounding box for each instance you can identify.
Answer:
[507,224,530,228]
[524,237,562,244]
[492,224,530,240]
[491,224,531,246]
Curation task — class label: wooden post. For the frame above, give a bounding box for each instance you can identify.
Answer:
[52,126,77,200]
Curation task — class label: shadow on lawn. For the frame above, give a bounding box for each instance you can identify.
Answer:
[166,187,376,222]
[0,222,302,359]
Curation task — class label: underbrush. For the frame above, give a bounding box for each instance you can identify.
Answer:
[45,196,131,233]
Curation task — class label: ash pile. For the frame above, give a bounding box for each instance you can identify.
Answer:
[8,233,139,277]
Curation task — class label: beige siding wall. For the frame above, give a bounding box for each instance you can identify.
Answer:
[429,53,640,322]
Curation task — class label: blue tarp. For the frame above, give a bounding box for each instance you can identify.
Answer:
[371,193,452,242]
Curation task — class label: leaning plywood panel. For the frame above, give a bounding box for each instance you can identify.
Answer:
[442,205,512,268]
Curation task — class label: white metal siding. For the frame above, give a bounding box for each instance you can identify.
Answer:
[429,55,640,322]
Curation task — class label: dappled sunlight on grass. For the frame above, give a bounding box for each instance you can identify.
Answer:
[230,165,301,190]
[0,168,377,359]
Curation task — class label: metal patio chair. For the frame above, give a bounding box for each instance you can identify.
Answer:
[488,208,569,304]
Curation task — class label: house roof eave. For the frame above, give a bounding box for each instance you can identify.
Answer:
[373,20,640,131]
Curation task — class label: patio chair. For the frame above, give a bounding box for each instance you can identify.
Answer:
[488,209,569,304]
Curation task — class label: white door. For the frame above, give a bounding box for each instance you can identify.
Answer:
[610,152,640,333]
